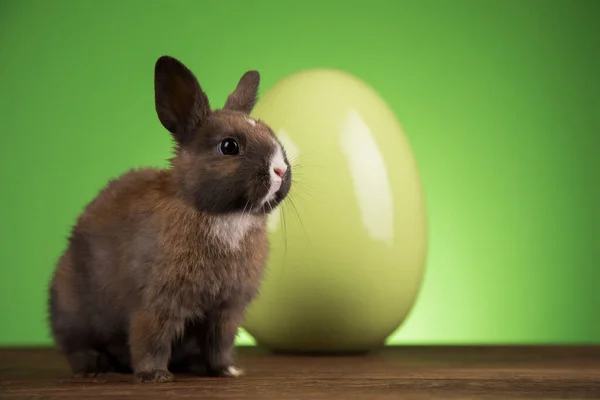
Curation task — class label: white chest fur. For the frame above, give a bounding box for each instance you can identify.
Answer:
[208,213,261,251]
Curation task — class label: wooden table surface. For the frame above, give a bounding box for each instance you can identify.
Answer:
[1,346,600,399]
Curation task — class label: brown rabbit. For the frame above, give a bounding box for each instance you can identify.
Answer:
[47,55,292,383]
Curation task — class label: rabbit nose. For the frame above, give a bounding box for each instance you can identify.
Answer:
[273,166,287,178]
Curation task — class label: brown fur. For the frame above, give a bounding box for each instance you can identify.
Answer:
[48,56,291,383]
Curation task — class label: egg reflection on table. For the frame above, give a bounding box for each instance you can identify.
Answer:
[243,69,428,353]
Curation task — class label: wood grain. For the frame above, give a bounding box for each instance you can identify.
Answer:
[1,346,600,399]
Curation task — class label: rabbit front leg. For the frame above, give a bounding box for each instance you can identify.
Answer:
[203,305,246,378]
[129,309,184,383]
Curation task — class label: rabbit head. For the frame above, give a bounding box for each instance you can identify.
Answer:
[154,56,291,215]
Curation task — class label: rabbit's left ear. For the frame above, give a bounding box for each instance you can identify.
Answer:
[154,56,211,145]
[223,71,260,114]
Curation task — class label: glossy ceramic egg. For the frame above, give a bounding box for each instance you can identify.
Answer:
[243,69,428,353]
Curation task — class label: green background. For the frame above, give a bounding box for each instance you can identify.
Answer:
[1,0,598,346]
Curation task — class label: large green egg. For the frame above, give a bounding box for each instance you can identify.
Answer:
[244,69,428,353]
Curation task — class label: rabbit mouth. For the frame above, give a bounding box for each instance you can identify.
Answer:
[256,177,291,214]
[255,139,291,211]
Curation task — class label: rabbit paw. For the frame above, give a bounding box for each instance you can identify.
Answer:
[136,369,174,383]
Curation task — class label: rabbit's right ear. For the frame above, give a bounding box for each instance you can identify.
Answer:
[154,56,210,146]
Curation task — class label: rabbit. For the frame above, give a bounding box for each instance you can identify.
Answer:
[47,55,292,383]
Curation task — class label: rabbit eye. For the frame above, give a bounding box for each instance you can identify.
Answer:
[217,138,240,156]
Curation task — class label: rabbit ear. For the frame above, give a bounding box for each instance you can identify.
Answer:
[223,70,260,114]
[154,56,210,145]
